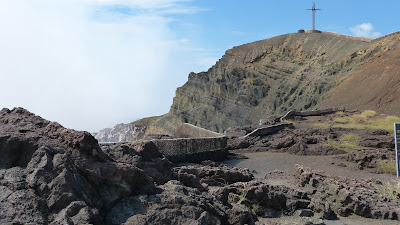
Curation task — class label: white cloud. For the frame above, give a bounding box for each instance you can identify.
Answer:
[0,0,214,132]
[350,23,381,38]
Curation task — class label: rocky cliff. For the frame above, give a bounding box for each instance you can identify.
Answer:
[97,31,400,138]
[92,123,144,143]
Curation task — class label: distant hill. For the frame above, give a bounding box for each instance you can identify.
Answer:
[95,31,400,140]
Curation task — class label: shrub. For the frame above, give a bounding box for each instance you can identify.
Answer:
[340,133,360,142]
[325,136,359,151]
[352,114,368,121]
[376,181,399,199]
[361,110,377,118]
[332,110,400,133]
[368,116,400,133]
[236,189,248,205]
[335,111,345,116]
[334,117,355,123]
[377,160,397,175]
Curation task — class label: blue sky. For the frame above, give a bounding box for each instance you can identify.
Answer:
[0,0,399,132]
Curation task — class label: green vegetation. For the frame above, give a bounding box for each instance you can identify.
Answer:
[335,111,345,116]
[377,160,397,175]
[334,117,356,123]
[361,110,377,118]
[236,188,248,205]
[227,184,250,206]
[332,110,400,133]
[325,133,360,150]
[398,181,400,193]
[251,203,261,215]
[340,133,360,142]
[312,123,331,128]
[376,180,399,199]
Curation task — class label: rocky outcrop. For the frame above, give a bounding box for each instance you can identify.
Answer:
[228,127,348,155]
[2,107,399,224]
[345,148,395,171]
[0,107,260,224]
[174,162,254,187]
[0,107,159,224]
[213,165,400,222]
[293,165,400,220]
[106,180,257,225]
[280,107,345,121]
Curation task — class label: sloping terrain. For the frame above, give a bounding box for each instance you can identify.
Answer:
[95,31,400,139]
[318,33,400,115]
[154,32,374,134]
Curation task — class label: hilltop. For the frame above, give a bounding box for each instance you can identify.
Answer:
[95,31,400,140]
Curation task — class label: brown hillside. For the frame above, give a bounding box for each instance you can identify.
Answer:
[318,33,400,115]
[95,31,400,139]
[150,32,377,134]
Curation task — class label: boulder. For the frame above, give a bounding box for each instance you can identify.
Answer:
[0,108,157,224]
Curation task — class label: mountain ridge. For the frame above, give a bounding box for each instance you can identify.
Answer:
[95,31,400,141]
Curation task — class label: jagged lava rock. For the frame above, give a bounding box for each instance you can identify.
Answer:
[0,107,157,224]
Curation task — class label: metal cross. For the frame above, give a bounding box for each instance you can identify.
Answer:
[307,2,321,30]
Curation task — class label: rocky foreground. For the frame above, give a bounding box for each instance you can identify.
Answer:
[1,107,400,225]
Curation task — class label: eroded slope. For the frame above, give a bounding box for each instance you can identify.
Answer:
[150,32,374,134]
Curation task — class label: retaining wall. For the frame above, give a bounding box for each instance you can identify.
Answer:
[152,136,228,163]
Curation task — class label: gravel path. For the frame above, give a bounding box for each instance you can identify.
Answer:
[225,151,396,181]
[225,151,399,225]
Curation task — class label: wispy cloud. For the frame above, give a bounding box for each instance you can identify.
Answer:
[0,0,214,132]
[350,23,381,38]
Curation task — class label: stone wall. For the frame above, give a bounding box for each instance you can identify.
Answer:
[152,137,228,163]
[176,123,223,138]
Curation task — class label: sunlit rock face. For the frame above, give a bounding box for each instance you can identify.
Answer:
[133,32,400,135]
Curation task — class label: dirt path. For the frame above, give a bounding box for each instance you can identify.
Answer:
[225,152,399,225]
[225,151,397,182]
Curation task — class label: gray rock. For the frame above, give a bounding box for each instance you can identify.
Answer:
[0,107,157,224]
[106,180,245,225]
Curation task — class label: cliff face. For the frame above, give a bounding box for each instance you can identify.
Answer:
[92,123,143,143]
[97,31,400,138]
[150,32,375,134]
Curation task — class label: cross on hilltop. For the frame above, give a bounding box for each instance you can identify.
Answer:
[307,2,321,30]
